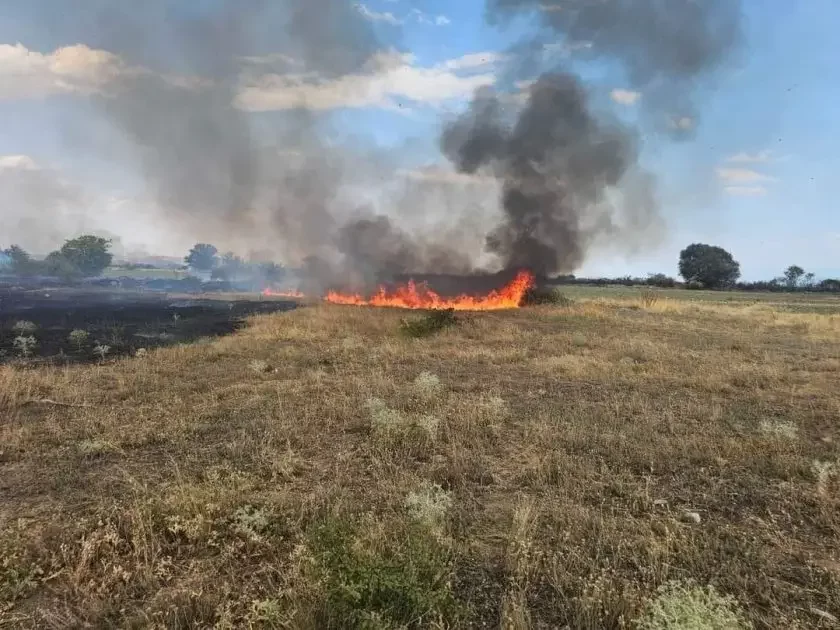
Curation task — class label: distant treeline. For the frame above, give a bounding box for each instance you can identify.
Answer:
[546,274,840,293]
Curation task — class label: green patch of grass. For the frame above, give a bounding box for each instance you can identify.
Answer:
[308,517,460,629]
[522,286,575,307]
[398,309,458,338]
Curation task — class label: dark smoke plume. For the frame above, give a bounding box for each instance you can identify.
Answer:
[443,74,634,274]
[444,0,742,276]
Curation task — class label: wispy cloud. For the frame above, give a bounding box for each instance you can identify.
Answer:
[725,150,774,163]
[410,8,452,26]
[725,185,768,196]
[0,42,205,100]
[355,3,402,25]
[610,88,641,106]
[668,116,695,131]
[2,42,501,114]
[399,165,496,186]
[716,167,775,184]
[0,154,39,170]
[236,50,499,112]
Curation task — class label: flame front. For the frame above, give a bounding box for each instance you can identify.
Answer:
[325,270,535,311]
[262,289,305,298]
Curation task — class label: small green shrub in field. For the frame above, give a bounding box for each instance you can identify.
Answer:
[413,371,442,400]
[366,398,439,456]
[12,320,37,335]
[521,287,574,307]
[367,398,405,433]
[405,482,452,531]
[635,581,752,630]
[13,335,37,358]
[93,344,111,362]
[308,518,459,628]
[68,329,89,351]
[399,309,458,338]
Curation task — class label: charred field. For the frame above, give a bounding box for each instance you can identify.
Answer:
[0,286,298,365]
[2,290,840,629]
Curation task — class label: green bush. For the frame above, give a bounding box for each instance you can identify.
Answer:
[521,286,574,307]
[399,309,459,338]
[308,518,459,628]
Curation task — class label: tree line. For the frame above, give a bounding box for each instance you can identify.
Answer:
[1,236,113,278]
[2,238,838,293]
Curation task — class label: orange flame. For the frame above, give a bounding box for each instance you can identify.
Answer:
[262,288,305,298]
[325,270,535,311]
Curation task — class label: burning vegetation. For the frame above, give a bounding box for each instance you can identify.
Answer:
[327,270,535,311]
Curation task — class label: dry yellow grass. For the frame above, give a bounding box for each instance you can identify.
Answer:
[1,296,839,628]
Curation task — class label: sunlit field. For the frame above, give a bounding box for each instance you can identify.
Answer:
[2,290,839,628]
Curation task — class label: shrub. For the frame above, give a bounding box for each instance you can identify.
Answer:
[308,518,459,628]
[12,321,37,335]
[639,288,660,308]
[13,335,37,358]
[413,371,442,400]
[366,398,439,457]
[405,482,452,532]
[635,581,752,630]
[521,286,574,306]
[248,359,274,374]
[93,344,111,362]
[68,329,89,351]
[399,309,458,338]
[646,273,677,288]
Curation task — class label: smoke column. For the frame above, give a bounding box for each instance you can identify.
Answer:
[443,0,742,276]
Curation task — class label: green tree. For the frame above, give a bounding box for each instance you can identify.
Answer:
[783,265,805,289]
[43,251,82,280]
[678,244,741,289]
[185,243,219,272]
[259,262,286,284]
[59,235,113,276]
[1,245,32,274]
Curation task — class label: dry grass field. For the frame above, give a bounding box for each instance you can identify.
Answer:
[2,291,839,628]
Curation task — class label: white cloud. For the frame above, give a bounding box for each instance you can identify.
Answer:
[355,3,403,25]
[610,88,641,106]
[725,185,768,196]
[0,155,39,170]
[398,165,496,186]
[668,116,695,131]
[1,42,498,113]
[716,167,775,184]
[441,52,504,71]
[236,50,498,112]
[725,150,774,163]
[0,42,208,101]
[410,8,451,26]
[0,43,133,100]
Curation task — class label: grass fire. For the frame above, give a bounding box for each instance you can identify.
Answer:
[2,0,839,628]
[325,270,535,310]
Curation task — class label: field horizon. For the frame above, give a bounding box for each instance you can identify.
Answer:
[1,289,839,628]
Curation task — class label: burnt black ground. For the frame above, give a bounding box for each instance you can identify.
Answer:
[0,287,297,364]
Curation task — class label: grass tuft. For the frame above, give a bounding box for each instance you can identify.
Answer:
[308,517,459,628]
[521,286,574,307]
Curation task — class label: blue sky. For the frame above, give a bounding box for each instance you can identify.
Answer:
[0,0,837,280]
